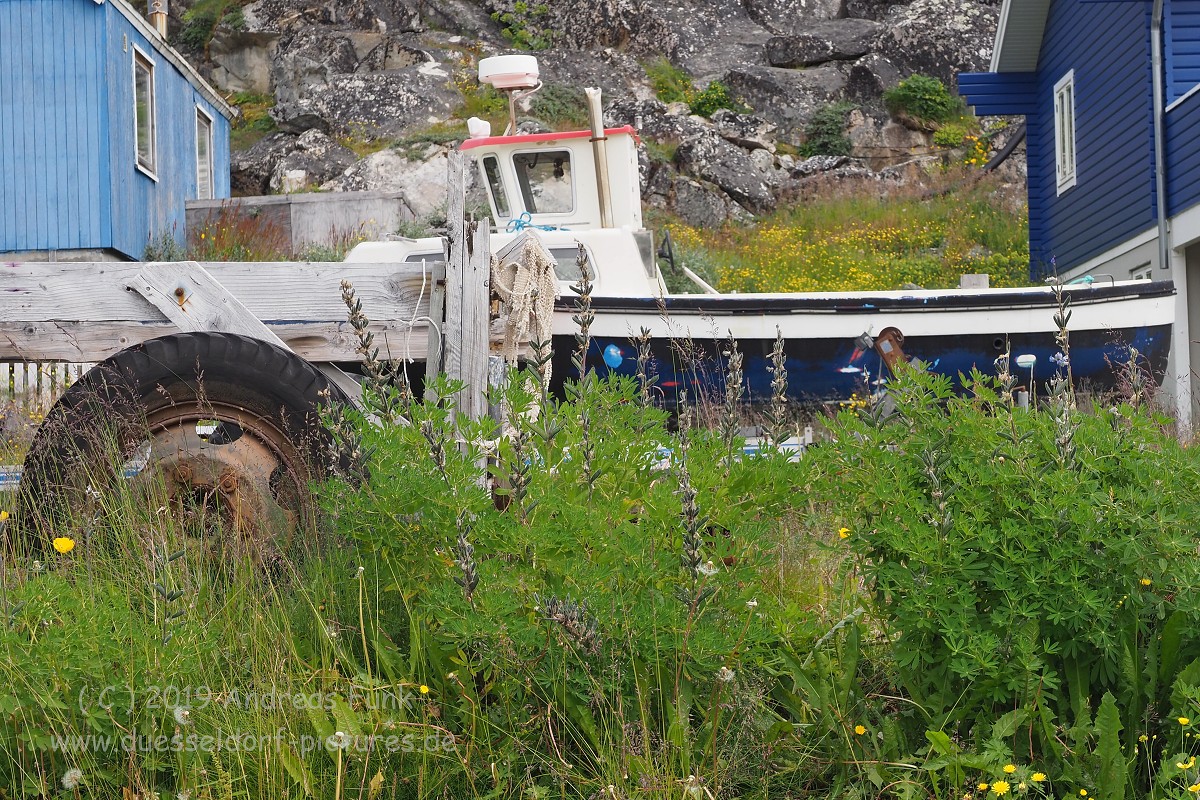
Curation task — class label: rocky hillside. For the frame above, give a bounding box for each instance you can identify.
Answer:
[164,0,1019,227]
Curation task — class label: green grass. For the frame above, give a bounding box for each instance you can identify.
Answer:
[659,170,1030,292]
[228,92,277,151]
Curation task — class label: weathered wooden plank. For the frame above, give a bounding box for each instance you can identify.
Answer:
[0,260,449,362]
[0,320,428,364]
[0,261,443,323]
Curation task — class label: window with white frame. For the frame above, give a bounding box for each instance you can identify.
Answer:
[134,49,157,176]
[1054,70,1076,194]
[196,108,214,200]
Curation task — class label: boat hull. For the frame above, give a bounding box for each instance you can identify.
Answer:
[549,281,1175,403]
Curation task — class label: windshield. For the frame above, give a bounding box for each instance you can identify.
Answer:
[513,150,574,214]
[482,155,510,218]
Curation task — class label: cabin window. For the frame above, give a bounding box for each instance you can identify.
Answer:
[482,155,510,218]
[1054,70,1076,194]
[133,50,157,177]
[196,109,214,200]
[513,150,574,214]
[550,246,595,282]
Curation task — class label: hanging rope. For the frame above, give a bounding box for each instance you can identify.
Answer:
[491,235,560,384]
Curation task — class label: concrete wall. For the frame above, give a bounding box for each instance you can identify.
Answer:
[186,191,416,254]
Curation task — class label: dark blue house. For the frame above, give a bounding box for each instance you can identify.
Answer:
[959,0,1200,425]
[0,0,233,261]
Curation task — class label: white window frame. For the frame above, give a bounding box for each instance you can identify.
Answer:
[133,46,158,180]
[1054,70,1077,195]
[195,106,215,200]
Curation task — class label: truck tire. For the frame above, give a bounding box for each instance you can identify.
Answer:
[17,332,353,552]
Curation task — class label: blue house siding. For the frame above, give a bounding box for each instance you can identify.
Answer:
[0,0,231,260]
[103,4,232,259]
[0,0,108,252]
[1166,91,1200,214]
[1166,0,1200,102]
[1028,2,1155,276]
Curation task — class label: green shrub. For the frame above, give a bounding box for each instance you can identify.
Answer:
[823,355,1200,794]
[491,1,553,50]
[688,81,745,118]
[646,57,694,105]
[932,121,969,148]
[800,101,857,157]
[884,74,963,125]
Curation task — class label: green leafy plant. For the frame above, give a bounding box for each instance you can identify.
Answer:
[933,121,970,148]
[800,101,857,157]
[884,74,966,127]
[688,81,745,118]
[646,57,694,105]
[491,1,553,50]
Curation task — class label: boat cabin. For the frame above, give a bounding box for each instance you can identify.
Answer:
[461,127,643,233]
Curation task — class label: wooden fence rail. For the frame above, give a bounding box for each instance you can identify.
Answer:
[0,361,92,411]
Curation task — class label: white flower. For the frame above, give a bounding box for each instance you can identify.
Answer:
[61,768,84,789]
[716,666,735,683]
[173,706,191,726]
[327,731,351,750]
[32,560,44,573]
[746,599,758,609]
[177,792,192,800]
[698,560,718,577]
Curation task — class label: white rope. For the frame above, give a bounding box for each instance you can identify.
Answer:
[491,238,559,382]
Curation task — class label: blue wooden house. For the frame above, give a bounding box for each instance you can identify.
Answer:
[959,0,1200,425]
[0,0,233,261]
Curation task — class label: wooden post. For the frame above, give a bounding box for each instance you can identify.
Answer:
[443,150,492,422]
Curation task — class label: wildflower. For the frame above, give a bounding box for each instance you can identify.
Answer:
[978,783,989,791]
[716,666,735,683]
[746,599,758,609]
[854,725,866,735]
[1017,783,1026,791]
[1139,735,1149,743]
[1003,764,1016,774]
[1182,717,1192,726]
[1080,790,1088,797]
[992,780,1010,796]
[698,560,718,577]
[1141,578,1152,586]
[419,685,430,695]
[1031,773,1046,783]
[61,768,83,789]
[52,537,75,554]
[838,527,851,539]
[1179,757,1197,770]
[0,510,8,522]
[173,706,191,726]
[32,560,44,573]
[1189,785,1200,793]
[1051,351,1069,369]
[327,731,351,750]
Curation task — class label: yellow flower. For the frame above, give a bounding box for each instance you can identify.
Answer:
[991,781,1010,796]
[419,685,429,695]
[1141,578,1152,586]
[1182,717,1192,726]
[1031,773,1046,783]
[0,510,8,522]
[978,783,989,791]
[52,537,75,554]
[854,725,866,735]
[1140,734,1149,742]
[1189,784,1200,793]
[838,527,851,539]
[1178,756,1197,770]
[1003,764,1016,774]
[1080,790,1088,797]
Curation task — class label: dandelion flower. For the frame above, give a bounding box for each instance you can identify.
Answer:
[1182,717,1192,726]
[52,537,75,554]
[1003,764,1016,774]
[327,731,350,750]
[698,560,718,577]
[977,782,989,791]
[746,599,758,609]
[61,768,83,789]
[1031,773,1046,783]
[173,706,191,726]
[419,685,430,695]
[838,527,851,539]
[716,667,735,683]
[854,725,866,735]
[992,780,1010,796]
